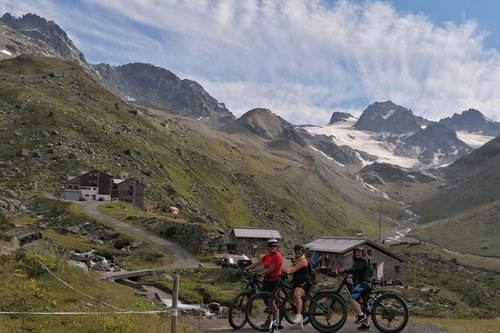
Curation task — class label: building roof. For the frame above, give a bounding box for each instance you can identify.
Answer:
[64,170,112,185]
[231,227,282,240]
[304,237,404,262]
[113,178,126,185]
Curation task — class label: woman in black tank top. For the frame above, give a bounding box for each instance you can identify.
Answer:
[285,244,311,325]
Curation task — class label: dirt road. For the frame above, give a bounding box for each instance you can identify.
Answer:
[81,200,200,269]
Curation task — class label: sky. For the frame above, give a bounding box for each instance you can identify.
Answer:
[2,0,500,125]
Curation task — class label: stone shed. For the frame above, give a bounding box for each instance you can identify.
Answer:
[305,237,405,284]
[227,227,282,257]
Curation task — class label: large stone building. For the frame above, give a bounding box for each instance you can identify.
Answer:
[63,170,145,208]
[305,237,405,284]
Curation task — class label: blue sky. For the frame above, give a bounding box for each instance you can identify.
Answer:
[2,0,500,125]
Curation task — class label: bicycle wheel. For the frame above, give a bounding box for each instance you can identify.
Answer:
[308,292,347,332]
[246,292,283,332]
[283,298,310,325]
[371,293,409,333]
[228,292,251,329]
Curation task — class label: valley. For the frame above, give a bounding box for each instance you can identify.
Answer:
[0,11,499,333]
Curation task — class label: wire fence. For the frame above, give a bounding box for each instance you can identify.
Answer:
[0,261,181,331]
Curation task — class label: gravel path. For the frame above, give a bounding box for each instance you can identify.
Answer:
[193,317,449,333]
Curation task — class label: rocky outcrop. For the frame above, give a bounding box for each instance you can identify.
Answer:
[358,163,437,185]
[0,13,90,71]
[0,21,61,60]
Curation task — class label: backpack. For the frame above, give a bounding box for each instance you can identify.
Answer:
[366,258,374,281]
[307,260,317,284]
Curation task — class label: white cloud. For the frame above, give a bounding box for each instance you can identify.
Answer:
[2,0,500,124]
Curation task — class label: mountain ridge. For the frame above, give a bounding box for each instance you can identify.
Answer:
[92,62,235,128]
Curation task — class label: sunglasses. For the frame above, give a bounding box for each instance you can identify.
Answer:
[268,245,278,248]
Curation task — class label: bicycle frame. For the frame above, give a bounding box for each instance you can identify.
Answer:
[333,273,409,333]
[269,276,340,323]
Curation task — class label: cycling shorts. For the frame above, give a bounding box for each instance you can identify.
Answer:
[349,282,370,301]
[263,281,279,293]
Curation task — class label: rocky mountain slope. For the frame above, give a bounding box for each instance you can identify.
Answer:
[92,63,235,128]
[0,13,90,71]
[0,20,60,60]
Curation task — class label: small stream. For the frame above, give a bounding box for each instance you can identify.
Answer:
[143,285,216,317]
[383,202,421,244]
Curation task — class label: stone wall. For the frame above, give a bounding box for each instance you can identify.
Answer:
[129,217,225,255]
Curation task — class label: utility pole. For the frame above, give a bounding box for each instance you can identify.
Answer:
[378,192,382,244]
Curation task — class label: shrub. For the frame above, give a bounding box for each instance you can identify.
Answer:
[16,252,63,278]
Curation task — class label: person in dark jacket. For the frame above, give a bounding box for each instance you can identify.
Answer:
[337,247,372,330]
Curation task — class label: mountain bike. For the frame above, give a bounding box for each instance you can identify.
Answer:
[245,273,348,332]
[227,267,263,329]
[335,273,409,333]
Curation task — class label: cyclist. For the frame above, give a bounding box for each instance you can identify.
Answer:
[284,244,311,325]
[337,247,372,330]
[245,238,284,328]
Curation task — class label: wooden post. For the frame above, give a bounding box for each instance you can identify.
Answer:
[170,274,179,333]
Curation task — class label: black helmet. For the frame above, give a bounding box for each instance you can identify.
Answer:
[293,244,305,251]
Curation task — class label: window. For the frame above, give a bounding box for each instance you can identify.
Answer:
[395,265,400,273]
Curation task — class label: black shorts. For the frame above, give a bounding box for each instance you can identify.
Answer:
[263,281,279,293]
[292,281,311,293]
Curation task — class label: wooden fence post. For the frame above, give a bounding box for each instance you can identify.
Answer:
[170,274,179,333]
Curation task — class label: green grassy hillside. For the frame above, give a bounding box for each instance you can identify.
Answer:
[409,137,500,258]
[0,55,388,245]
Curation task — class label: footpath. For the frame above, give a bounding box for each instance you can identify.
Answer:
[193,317,450,333]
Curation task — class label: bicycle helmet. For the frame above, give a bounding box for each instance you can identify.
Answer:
[267,238,278,244]
[293,244,305,251]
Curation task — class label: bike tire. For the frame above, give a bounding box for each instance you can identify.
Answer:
[308,292,347,333]
[228,291,251,329]
[370,293,409,333]
[246,291,284,332]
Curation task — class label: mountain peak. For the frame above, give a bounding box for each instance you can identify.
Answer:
[0,12,88,69]
[438,108,500,136]
[222,108,305,145]
[354,101,426,133]
[328,112,354,124]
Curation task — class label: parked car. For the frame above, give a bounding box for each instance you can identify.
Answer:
[216,254,251,269]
